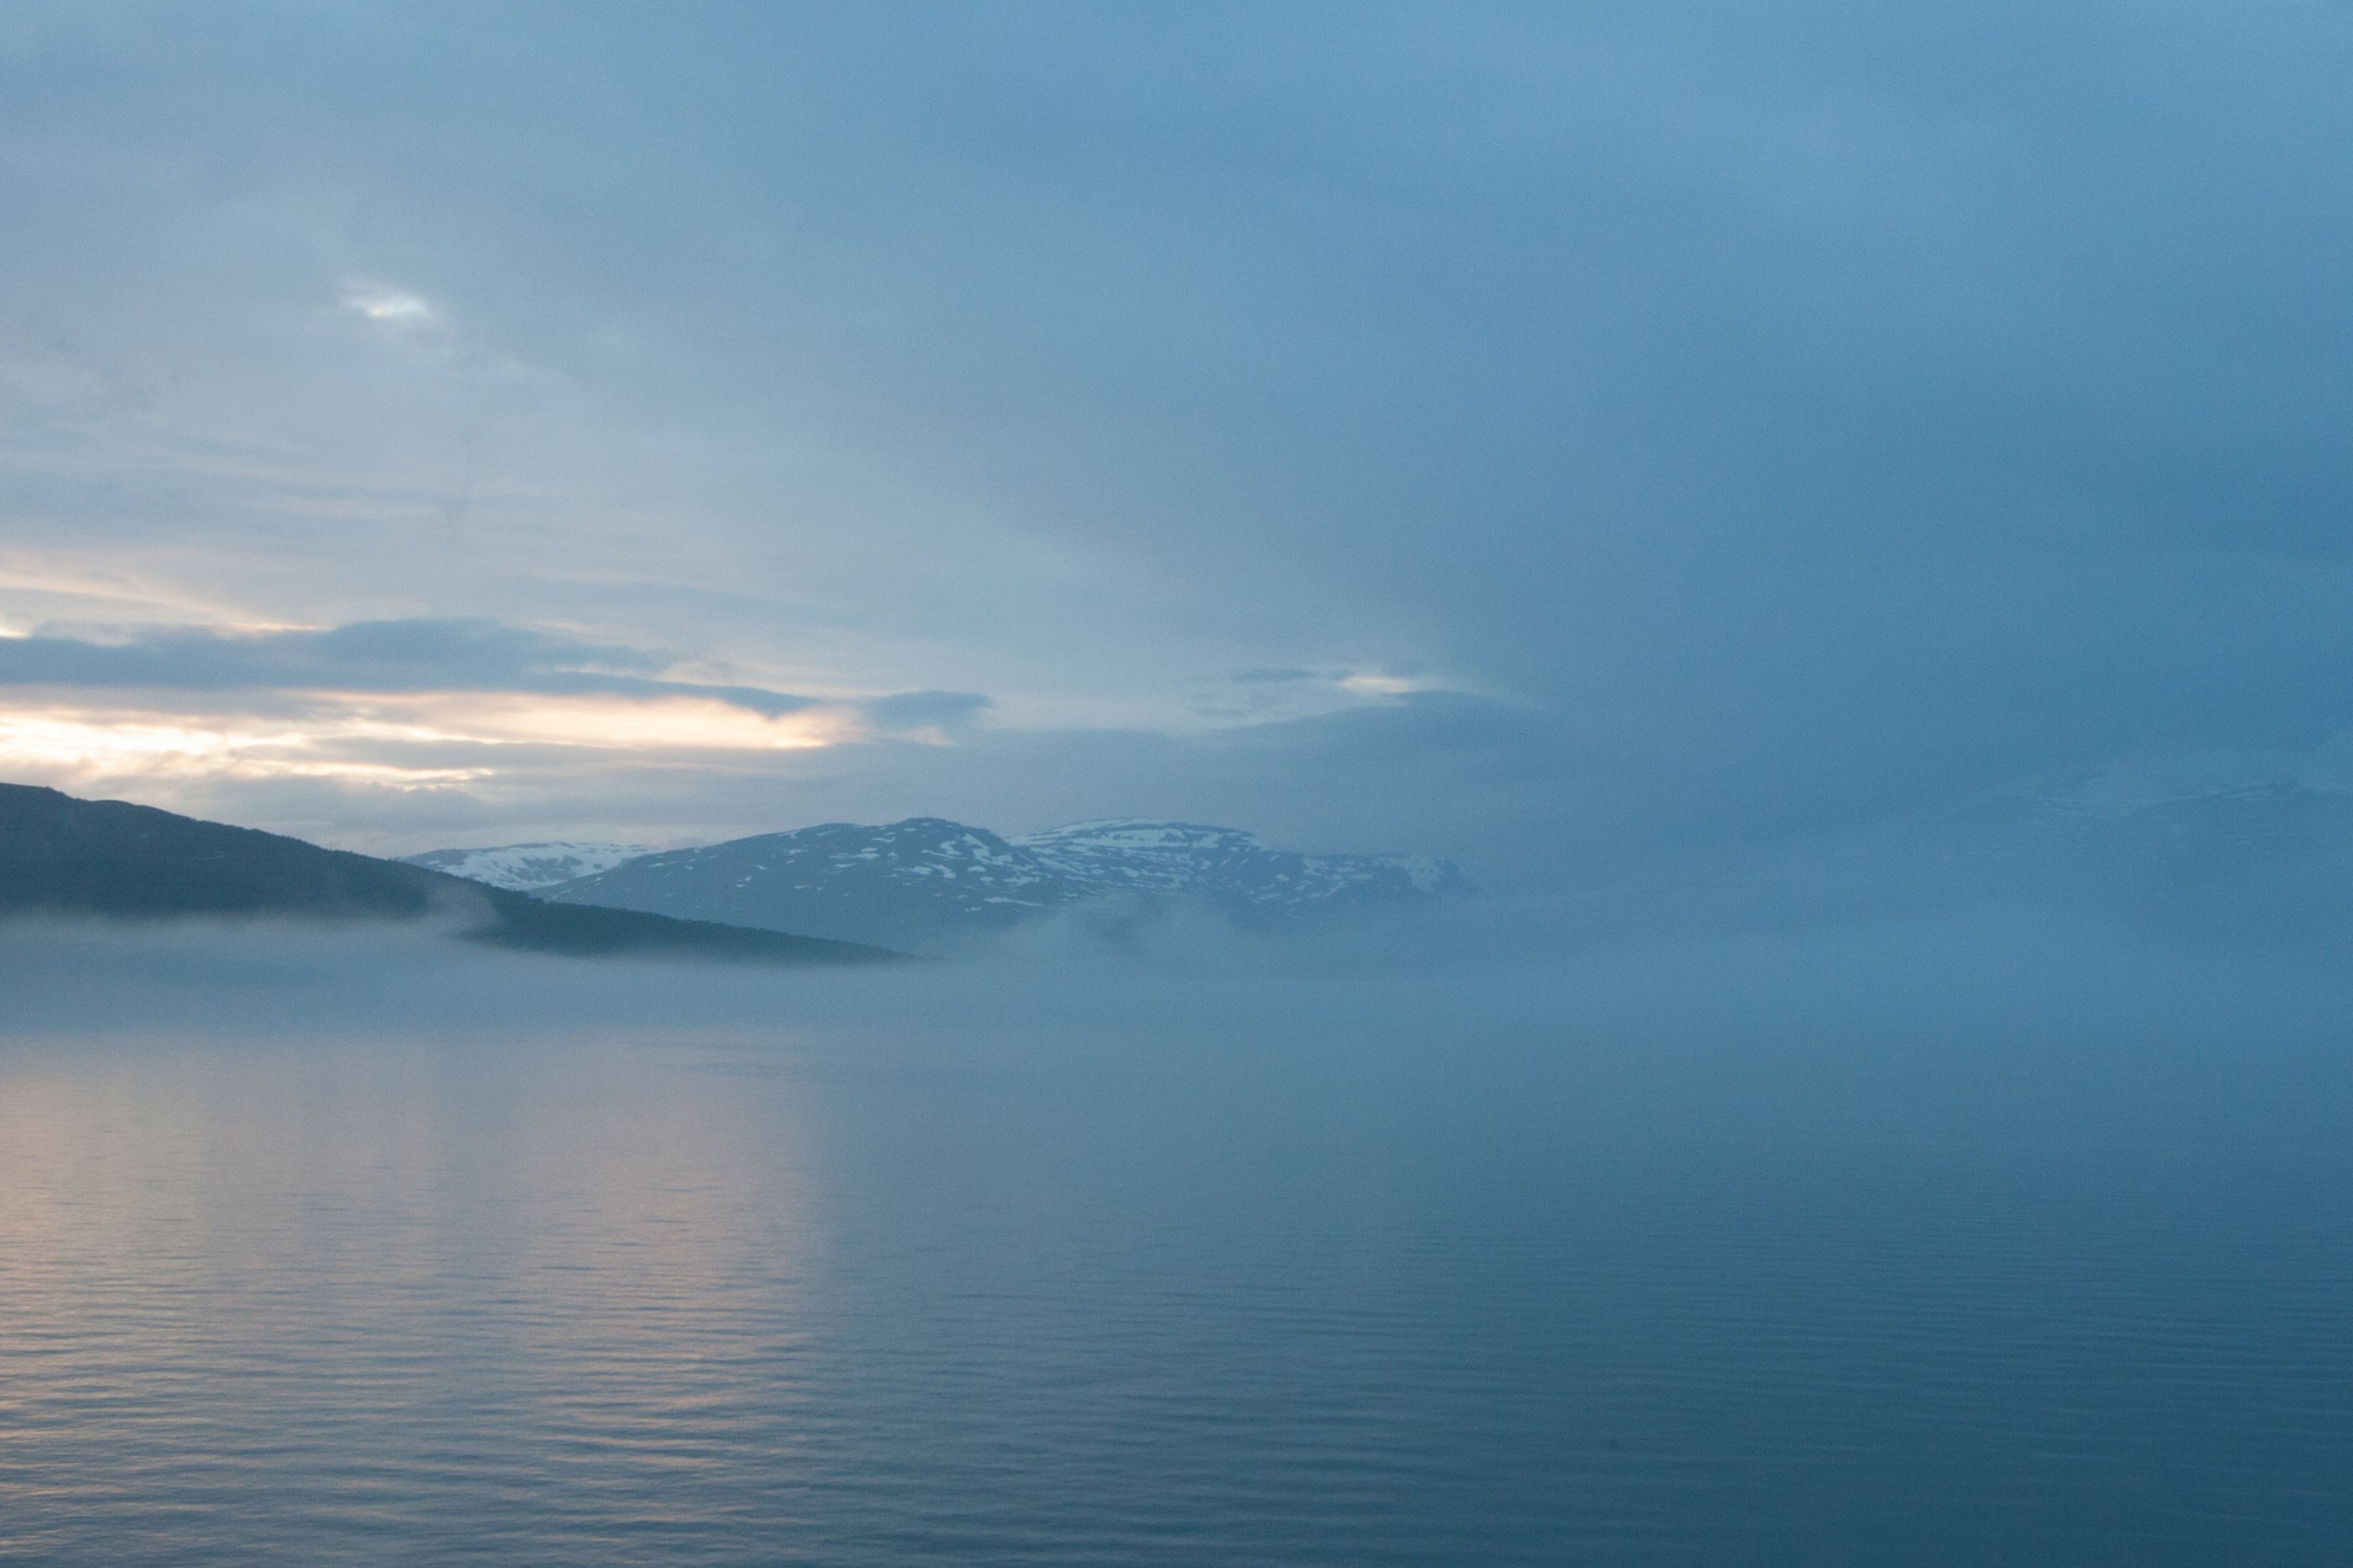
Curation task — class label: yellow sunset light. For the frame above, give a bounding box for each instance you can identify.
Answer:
[0,714,493,789]
[356,693,855,752]
[0,691,853,795]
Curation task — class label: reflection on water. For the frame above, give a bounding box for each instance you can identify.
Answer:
[1,954,2350,1565]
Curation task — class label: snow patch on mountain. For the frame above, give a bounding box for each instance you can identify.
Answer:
[1014,818,1471,909]
[413,816,1470,953]
[571,819,1066,909]
[401,841,655,892]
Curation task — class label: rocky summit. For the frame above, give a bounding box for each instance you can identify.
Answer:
[410,817,1470,954]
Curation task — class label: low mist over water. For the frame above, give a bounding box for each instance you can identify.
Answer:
[10,3,2353,1560]
[4,925,2348,1565]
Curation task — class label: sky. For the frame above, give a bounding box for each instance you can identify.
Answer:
[4,1,2352,885]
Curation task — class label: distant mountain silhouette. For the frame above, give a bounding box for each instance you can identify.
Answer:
[0,783,901,965]
[1932,774,2353,942]
[410,816,1471,955]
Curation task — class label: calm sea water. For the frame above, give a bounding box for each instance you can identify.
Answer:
[2,933,2349,1565]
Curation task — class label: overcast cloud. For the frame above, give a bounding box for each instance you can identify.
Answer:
[4,2,2350,882]
[0,618,824,713]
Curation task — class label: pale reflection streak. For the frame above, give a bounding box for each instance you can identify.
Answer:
[0,1037,827,1541]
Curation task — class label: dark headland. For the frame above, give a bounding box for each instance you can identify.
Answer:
[0,782,903,965]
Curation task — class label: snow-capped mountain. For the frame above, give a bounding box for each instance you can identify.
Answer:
[507,817,1468,954]
[400,841,654,892]
[541,820,1077,953]
[1014,820,1468,909]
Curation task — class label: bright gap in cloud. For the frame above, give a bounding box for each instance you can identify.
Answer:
[0,693,852,794]
[369,693,853,752]
[1337,673,1435,697]
[0,714,492,789]
[341,286,437,325]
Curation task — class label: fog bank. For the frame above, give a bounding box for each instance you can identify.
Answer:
[5,912,2346,1168]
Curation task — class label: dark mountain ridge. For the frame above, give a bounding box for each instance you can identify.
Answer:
[0,783,900,965]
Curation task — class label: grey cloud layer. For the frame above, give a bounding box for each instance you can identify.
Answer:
[0,619,992,733]
[862,690,992,732]
[0,620,822,716]
[5,3,2351,859]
